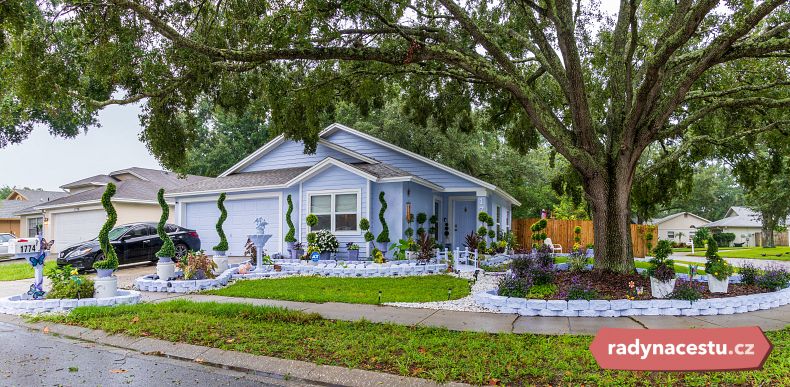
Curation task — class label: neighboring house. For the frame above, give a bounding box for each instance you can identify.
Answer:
[650,212,710,244]
[168,123,521,258]
[702,206,790,247]
[0,189,69,236]
[15,168,209,252]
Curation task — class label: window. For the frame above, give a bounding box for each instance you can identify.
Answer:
[27,217,43,237]
[308,191,359,233]
[496,206,502,236]
[127,225,152,238]
[667,231,675,239]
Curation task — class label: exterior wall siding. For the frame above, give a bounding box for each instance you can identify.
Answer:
[242,140,361,172]
[325,130,479,189]
[402,182,434,238]
[370,182,404,257]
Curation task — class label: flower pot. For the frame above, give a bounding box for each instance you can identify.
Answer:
[291,249,304,260]
[650,277,676,298]
[585,248,594,258]
[94,276,117,298]
[377,242,389,252]
[286,241,295,252]
[213,255,229,273]
[158,256,173,263]
[348,250,359,261]
[274,264,282,272]
[707,274,730,293]
[156,258,176,280]
[319,251,332,260]
[96,268,114,278]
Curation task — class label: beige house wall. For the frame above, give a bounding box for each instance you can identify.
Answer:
[654,214,709,243]
[712,226,760,247]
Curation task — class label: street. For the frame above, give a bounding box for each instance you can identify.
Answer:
[0,322,295,386]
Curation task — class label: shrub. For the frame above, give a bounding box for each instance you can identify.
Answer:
[693,227,711,248]
[94,183,119,271]
[464,232,481,251]
[530,219,548,247]
[739,263,760,285]
[359,218,370,231]
[526,283,557,299]
[647,240,675,282]
[509,250,554,286]
[156,188,176,257]
[756,266,790,291]
[46,265,94,299]
[306,232,317,245]
[712,232,735,247]
[376,192,390,243]
[498,274,532,298]
[306,213,318,227]
[487,229,495,239]
[405,227,414,238]
[284,195,296,243]
[704,239,733,281]
[315,230,339,252]
[346,243,360,251]
[567,249,588,272]
[477,226,488,237]
[669,279,702,301]
[177,251,218,280]
[565,277,598,300]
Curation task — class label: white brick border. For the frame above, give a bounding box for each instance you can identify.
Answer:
[474,286,790,317]
[134,265,237,293]
[0,290,142,316]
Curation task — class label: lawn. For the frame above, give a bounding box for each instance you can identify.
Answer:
[36,300,790,385]
[554,257,706,274]
[690,246,790,261]
[0,261,56,281]
[673,246,749,253]
[205,275,471,304]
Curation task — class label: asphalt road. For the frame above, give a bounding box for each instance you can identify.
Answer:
[0,322,295,386]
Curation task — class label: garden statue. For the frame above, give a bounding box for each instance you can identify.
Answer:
[11,226,49,300]
[247,217,272,273]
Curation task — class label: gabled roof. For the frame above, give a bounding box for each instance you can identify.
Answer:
[650,212,710,225]
[0,200,35,219]
[5,189,69,202]
[168,158,442,197]
[219,123,521,205]
[703,206,772,228]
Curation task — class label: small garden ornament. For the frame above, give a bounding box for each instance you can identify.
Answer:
[155,188,178,280]
[10,224,49,299]
[248,218,273,273]
[346,243,360,261]
[212,193,230,272]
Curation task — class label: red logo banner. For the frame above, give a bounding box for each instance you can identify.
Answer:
[589,327,773,371]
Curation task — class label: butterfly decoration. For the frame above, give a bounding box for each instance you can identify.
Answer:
[27,284,45,300]
[28,253,46,267]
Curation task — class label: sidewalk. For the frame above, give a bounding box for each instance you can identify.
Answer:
[142,292,790,334]
[0,313,467,387]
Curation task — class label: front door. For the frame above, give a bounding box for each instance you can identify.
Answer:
[453,200,476,249]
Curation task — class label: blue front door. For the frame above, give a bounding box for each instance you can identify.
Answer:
[453,200,476,249]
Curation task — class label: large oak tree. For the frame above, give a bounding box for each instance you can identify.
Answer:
[2,0,789,272]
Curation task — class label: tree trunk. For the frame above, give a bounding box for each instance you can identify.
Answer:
[761,213,776,248]
[584,170,636,273]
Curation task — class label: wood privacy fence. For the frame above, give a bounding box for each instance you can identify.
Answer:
[511,218,657,258]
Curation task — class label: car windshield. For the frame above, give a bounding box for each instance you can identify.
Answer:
[0,234,12,243]
[107,226,133,240]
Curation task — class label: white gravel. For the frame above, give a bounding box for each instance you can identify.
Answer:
[384,271,502,312]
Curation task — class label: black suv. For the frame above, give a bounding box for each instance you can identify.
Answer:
[57,222,201,271]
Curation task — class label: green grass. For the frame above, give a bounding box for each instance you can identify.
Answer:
[673,246,749,253]
[36,301,790,385]
[554,257,705,274]
[204,275,471,304]
[0,261,56,281]
[690,246,790,260]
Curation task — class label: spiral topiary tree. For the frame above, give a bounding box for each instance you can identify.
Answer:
[376,192,390,243]
[155,188,176,260]
[93,183,119,271]
[285,194,296,243]
[212,193,228,252]
[360,218,374,244]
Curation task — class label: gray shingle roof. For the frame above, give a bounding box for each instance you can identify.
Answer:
[168,166,312,194]
[349,163,412,178]
[7,189,69,203]
[0,200,35,219]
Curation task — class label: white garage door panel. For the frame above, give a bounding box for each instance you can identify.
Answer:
[53,210,107,252]
[184,197,280,256]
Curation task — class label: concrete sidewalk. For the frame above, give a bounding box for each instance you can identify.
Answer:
[143,292,790,334]
[0,313,466,387]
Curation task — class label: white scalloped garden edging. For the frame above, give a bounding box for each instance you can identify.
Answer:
[134,266,236,293]
[474,285,790,317]
[0,290,142,316]
[268,259,449,277]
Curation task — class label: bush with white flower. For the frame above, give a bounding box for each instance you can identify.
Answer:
[315,230,339,253]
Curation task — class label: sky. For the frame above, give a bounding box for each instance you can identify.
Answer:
[0,103,161,191]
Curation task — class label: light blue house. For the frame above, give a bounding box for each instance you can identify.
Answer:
[168,123,520,258]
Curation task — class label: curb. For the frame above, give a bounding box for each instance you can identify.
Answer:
[0,313,469,387]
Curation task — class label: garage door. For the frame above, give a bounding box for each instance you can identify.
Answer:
[184,197,280,256]
[52,210,107,252]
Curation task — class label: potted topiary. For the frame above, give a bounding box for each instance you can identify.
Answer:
[285,194,297,253]
[315,230,338,260]
[360,218,374,259]
[93,183,119,298]
[291,241,304,259]
[416,212,427,237]
[376,192,390,252]
[212,193,230,272]
[704,239,733,293]
[155,188,178,280]
[347,242,360,261]
[647,240,676,298]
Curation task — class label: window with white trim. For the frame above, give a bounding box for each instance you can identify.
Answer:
[308,191,359,233]
[496,205,502,236]
[27,217,43,237]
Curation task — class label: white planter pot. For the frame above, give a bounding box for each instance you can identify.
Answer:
[650,277,676,298]
[157,261,176,281]
[707,274,730,293]
[213,255,229,273]
[94,276,117,298]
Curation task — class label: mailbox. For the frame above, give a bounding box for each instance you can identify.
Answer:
[9,238,41,256]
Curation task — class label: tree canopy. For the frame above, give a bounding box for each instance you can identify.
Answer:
[2,0,788,272]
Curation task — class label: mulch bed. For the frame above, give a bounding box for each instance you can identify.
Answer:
[545,270,766,300]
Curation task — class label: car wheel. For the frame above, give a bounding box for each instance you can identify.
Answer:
[174,243,189,260]
[87,254,102,273]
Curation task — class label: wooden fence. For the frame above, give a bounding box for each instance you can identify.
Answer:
[511,218,657,258]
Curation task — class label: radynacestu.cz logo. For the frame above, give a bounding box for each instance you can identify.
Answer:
[590,327,772,371]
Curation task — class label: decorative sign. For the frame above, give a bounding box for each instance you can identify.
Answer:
[310,252,320,262]
[589,327,772,371]
[9,238,40,255]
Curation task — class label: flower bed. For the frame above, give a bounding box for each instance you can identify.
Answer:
[135,265,236,293]
[474,285,790,317]
[0,290,141,315]
[269,259,448,277]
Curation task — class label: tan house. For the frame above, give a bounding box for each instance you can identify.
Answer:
[15,168,208,252]
[703,206,790,247]
[0,189,69,236]
[650,212,711,244]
